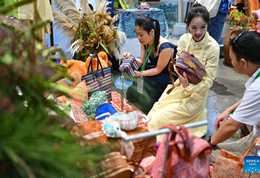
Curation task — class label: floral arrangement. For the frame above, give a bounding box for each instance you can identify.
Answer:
[51,0,126,61]
[226,9,258,29]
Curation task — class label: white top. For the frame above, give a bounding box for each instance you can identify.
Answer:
[232,68,260,138]
[196,0,221,18]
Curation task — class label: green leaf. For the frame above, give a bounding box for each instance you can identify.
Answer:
[86,17,97,27]
[1,52,14,65]
[0,0,36,15]
[29,20,50,32]
[52,84,71,94]
[3,148,35,178]
[99,42,112,57]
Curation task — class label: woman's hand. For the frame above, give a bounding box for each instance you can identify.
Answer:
[122,52,133,61]
[174,66,189,88]
[214,109,231,131]
[134,71,142,77]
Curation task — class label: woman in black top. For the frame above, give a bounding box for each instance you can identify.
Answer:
[122,16,177,114]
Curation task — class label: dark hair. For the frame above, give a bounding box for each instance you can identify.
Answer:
[135,17,160,52]
[186,2,210,28]
[229,31,260,64]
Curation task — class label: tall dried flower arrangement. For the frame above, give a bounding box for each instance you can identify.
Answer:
[51,0,126,61]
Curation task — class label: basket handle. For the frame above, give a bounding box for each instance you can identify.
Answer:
[236,137,260,172]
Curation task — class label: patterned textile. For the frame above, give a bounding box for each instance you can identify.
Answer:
[69,80,89,107]
[57,80,88,107]
[152,124,212,178]
[157,2,178,29]
[81,91,108,120]
[212,139,260,178]
[168,51,205,93]
[68,100,89,124]
[117,8,169,39]
[110,91,147,129]
[81,54,112,101]
[141,156,156,176]
[119,56,139,79]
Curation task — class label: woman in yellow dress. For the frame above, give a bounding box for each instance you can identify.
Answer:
[148,3,220,141]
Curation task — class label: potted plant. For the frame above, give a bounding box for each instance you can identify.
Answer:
[223,9,258,66]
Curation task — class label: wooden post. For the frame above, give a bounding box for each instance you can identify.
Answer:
[49,0,54,47]
[243,0,251,16]
[244,0,259,16]
[178,0,183,23]
[129,0,133,8]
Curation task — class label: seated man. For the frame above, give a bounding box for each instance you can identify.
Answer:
[208,31,260,165]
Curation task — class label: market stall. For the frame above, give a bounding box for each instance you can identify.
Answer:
[2,0,260,177]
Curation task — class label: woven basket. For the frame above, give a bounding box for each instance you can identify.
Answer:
[71,121,156,162]
[223,26,255,66]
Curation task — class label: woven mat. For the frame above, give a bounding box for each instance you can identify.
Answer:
[110,91,147,129]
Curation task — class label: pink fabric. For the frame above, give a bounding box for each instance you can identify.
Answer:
[152,125,211,178]
[57,80,88,107]
[68,100,90,124]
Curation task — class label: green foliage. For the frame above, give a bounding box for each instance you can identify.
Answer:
[226,9,258,29]
[0,0,35,16]
[0,10,104,178]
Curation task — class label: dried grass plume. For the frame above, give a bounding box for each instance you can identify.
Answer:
[51,0,126,61]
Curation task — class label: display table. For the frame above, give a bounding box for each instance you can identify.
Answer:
[110,91,147,129]
[71,92,153,162]
[117,8,169,39]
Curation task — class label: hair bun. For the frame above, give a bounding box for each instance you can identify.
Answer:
[192,2,202,7]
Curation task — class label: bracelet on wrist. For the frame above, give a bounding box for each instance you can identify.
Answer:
[206,136,217,148]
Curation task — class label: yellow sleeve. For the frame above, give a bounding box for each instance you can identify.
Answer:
[177,34,188,56]
[184,45,219,94]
